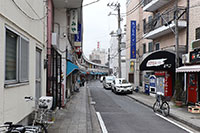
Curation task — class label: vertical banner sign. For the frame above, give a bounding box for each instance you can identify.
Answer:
[70,9,78,34]
[74,24,82,47]
[130,20,136,59]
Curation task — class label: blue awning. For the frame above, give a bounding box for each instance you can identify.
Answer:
[67,61,79,76]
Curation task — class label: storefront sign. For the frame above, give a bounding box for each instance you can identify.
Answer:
[70,10,78,34]
[130,60,134,72]
[130,20,136,59]
[190,49,200,63]
[74,24,82,47]
[147,58,167,67]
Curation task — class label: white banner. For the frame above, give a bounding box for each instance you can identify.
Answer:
[70,10,78,34]
[147,58,167,67]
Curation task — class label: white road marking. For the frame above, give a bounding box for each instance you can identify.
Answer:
[96,112,108,133]
[155,113,194,133]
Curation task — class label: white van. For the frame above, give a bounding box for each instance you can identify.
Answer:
[103,76,115,89]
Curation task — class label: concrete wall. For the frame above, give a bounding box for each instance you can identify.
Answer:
[188,1,200,51]
[0,0,46,124]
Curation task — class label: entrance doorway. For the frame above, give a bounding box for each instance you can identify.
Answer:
[129,73,134,83]
[188,73,197,103]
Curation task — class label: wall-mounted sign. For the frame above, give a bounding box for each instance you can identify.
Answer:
[74,24,82,47]
[190,49,200,63]
[70,9,78,34]
[130,60,134,72]
[130,20,136,59]
[147,58,167,67]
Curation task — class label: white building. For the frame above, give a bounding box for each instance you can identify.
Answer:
[0,0,47,124]
[109,35,127,79]
[89,42,107,65]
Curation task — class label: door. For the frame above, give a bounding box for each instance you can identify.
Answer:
[129,73,134,83]
[36,49,42,100]
[188,73,197,103]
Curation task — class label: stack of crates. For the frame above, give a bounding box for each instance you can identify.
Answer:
[188,102,200,113]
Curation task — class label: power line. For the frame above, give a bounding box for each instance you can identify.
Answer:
[11,0,47,21]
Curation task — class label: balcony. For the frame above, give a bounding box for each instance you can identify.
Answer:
[143,0,171,12]
[144,7,187,39]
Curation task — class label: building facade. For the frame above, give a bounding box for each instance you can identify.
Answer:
[126,0,194,99]
[0,0,47,124]
[89,42,107,65]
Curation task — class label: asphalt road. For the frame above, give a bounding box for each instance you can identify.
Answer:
[88,80,190,133]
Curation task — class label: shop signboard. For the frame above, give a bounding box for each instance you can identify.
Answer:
[74,24,82,47]
[70,9,78,34]
[130,20,136,59]
[190,49,200,63]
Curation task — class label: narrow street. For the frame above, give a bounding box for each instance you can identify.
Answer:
[89,81,190,133]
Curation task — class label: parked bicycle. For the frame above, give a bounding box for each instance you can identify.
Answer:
[24,96,54,133]
[0,122,40,133]
[153,92,170,116]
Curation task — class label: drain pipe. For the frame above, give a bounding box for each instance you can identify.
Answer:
[186,0,189,53]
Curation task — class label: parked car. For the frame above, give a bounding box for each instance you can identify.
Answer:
[103,76,115,89]
[111,78,133,94]
[100,76,105,83]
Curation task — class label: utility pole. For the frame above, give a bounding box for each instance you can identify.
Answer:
[117,3,122,78]
[175,0,179,80]
[107,2,122,78]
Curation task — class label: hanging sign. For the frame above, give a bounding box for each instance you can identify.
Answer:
[74,24,82,47]
[130,20,136,59]
[70,9,78,34]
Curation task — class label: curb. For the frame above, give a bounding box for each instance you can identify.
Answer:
[127,95,200,132]
[86,84,102,133]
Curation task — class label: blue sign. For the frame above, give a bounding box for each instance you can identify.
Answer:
[75,24,81,42]
[130,20,136,59]
[149,75,156,88]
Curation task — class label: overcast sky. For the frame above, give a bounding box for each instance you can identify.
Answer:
[82,0,126,58]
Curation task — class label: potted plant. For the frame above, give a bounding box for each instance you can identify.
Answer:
[174,80,183,107]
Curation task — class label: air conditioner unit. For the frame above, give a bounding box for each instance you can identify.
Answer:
[182,53,189,64]
[52,33,58,47]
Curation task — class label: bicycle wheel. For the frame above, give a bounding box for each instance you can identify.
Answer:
[161,102,170,116]
[153,101,160,112]
[35,123,48,133]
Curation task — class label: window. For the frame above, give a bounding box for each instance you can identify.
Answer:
[143,18,146,33]
[143,43,146,54]
[5,29,29,84]
[148,42,153,52]
[155,43,160,50]
[196,27,200,40]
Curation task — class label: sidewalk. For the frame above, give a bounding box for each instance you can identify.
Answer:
[48,85,101,133]
[127,92,200,131]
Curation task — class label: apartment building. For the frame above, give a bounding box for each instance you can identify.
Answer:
[126,0,194,99]
[0,0,47,124]
[89,42,107,65]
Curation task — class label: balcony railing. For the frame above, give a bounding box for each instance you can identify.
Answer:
[144,7,187,34]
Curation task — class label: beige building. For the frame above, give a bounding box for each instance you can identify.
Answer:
[126,0,200,99]
[89,42,107,65]
[0,0,47,124]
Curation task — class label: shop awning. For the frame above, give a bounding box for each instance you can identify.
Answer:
[140,50,177,71]
[176,65,200,72]
[67,61,79,76]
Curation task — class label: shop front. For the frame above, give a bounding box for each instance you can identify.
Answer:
[176,49,200,104]
[140,50,176,98]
